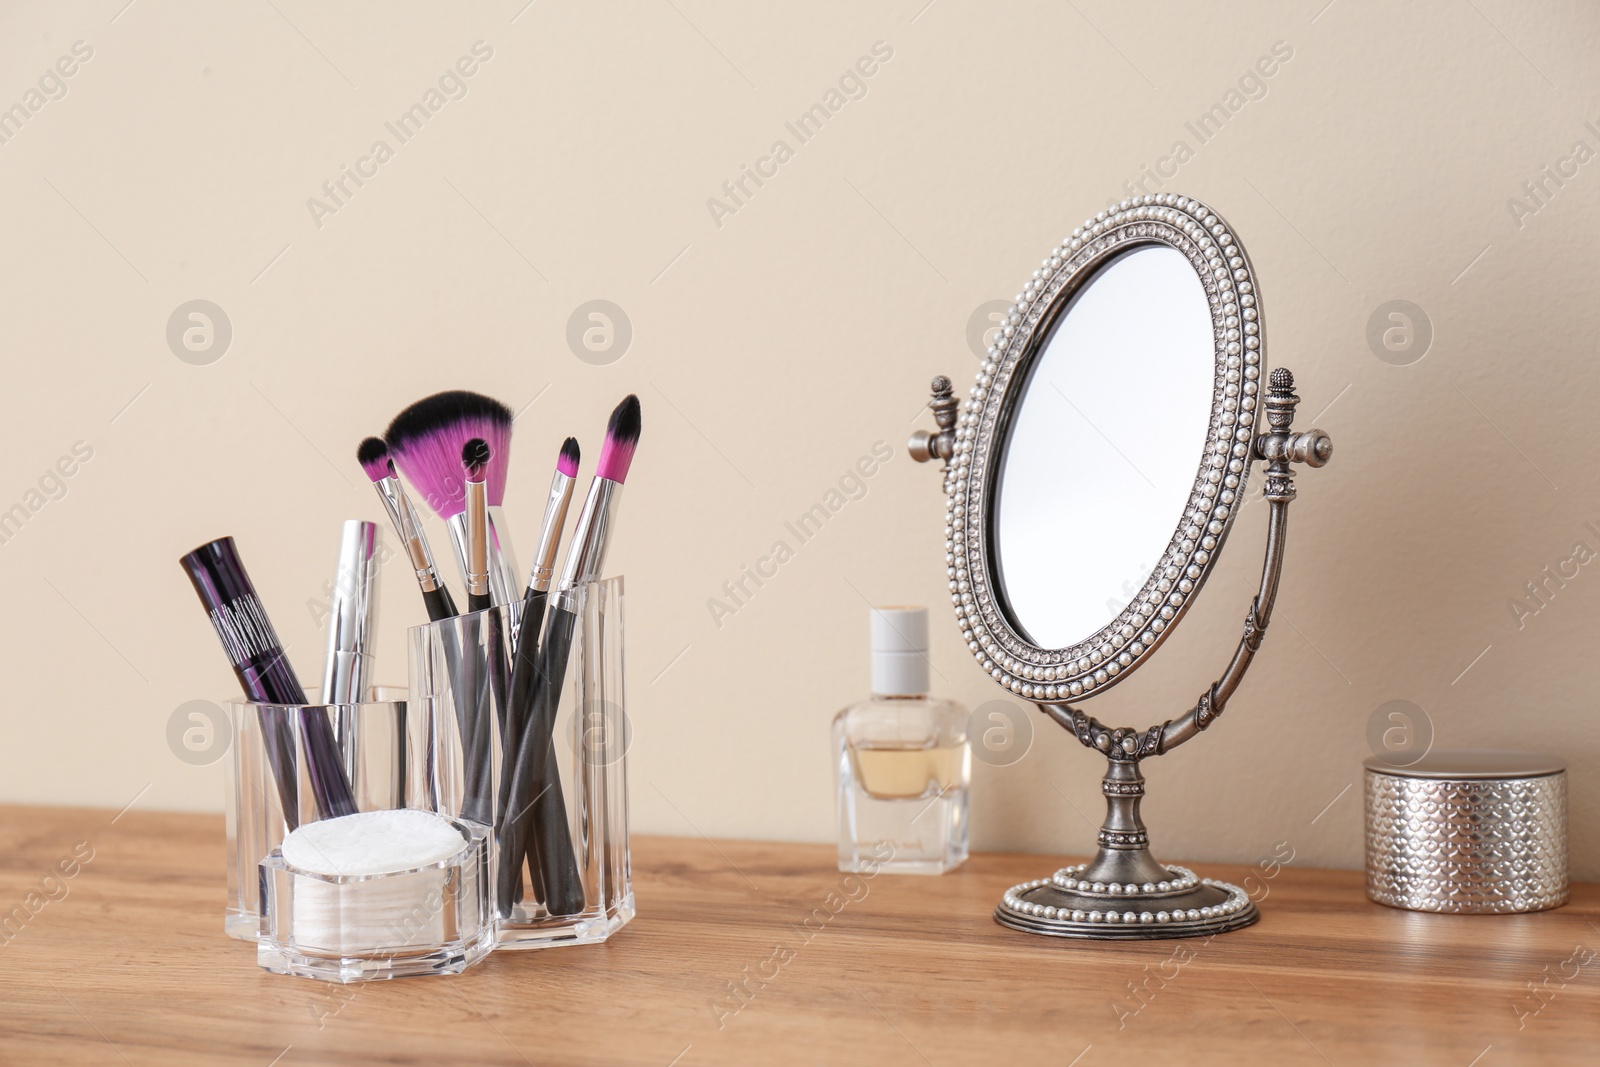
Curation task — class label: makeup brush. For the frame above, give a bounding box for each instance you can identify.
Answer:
[181,536,357,826]
[361,434,468,818]
[500,436,580,753]
[452,436,503,826]
[500,396,640,916]
[524,437,581,606]
[462,438,493,614]
[385,395,517,825]
[385,392,519,607]
[495,436,580,905]
[358,436,458,623]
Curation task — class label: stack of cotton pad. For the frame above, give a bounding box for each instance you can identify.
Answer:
[280,809,470,957]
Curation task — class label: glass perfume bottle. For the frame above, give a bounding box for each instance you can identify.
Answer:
[834,607,970,874]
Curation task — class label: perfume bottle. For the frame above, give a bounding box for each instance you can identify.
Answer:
[834,607,970,874]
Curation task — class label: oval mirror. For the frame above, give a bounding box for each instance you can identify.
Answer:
[949,195,1263,702]
[994,244,1215,650]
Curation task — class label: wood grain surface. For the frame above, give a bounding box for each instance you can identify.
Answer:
[0,804,1595,1065]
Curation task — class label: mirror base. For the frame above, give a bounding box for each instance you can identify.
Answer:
[993,756,1259,939]
[995,866,1258,940]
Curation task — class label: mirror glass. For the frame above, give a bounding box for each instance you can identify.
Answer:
[994,244,1215,650]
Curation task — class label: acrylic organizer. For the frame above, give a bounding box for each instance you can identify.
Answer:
[226,687,407,939]
[409,576,633,949]
[225,687,495,981]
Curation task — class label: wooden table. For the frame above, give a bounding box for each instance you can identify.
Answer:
[1,805,1595,1065]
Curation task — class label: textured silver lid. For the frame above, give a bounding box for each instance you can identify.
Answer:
[1363,748,1564,780]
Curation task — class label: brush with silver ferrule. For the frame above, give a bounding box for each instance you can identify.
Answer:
[524,437,581,602]
[358,436,457,622]
[384,391,519,607]
[496,436,580,901]
[499,396,639,916]
[361,433,470,820]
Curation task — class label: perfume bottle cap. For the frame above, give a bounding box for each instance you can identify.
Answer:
[870,606,929,696]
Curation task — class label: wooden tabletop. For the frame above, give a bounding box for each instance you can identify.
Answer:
[1,805,1595,1065]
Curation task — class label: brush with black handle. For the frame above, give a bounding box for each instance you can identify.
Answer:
[495,436,580,908]
[453,437,497,824]
[499,397,639,917]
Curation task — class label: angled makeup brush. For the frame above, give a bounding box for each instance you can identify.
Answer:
[500,397,640,916]
[495,436,581,904]
[385,392,519,607]
[358,436,458,622]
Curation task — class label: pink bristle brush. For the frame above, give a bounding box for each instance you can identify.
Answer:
[384,391,520,607]
[386,393,516,826]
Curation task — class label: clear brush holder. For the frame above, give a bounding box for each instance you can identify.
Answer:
[224,687,495,981]
[409,576,633,949]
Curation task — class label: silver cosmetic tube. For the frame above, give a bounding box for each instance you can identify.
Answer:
[322,520,379,704]
[323,520,379,782]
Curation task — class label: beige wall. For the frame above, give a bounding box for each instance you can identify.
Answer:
[3,1,1599,877]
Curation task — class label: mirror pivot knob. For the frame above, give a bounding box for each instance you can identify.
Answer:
[910,374,959,466]
[1290,429,1333,468]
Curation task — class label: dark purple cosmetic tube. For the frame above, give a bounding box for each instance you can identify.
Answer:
[180,536,356,826]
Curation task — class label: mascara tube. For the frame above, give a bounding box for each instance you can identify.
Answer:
[181,536,357,825]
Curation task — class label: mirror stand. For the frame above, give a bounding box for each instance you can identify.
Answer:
[992,756,1254,939]
[915,367,1331,939]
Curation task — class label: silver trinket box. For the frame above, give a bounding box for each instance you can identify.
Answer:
[1365,750,1568,914]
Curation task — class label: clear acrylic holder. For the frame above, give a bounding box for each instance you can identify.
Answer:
[225,687,495,981]
[409,576,633,949]
[226,687,412,940]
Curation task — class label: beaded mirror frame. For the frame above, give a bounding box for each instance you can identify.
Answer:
[910,193,1333,940]
[951,195,1261,704]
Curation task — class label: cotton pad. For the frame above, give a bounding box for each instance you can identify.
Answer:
[277,809,474,957]
[282,809,466,876]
